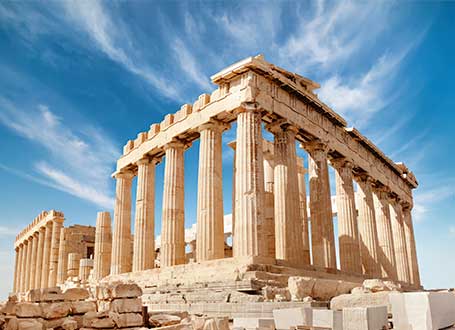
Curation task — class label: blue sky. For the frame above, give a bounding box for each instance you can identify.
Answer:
[0,1,454,298]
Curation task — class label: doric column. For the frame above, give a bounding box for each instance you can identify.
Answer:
[48,217,63,287]
[24,238,32,291]
[297,159,311,266]
[161,141,186,267]
[93,212,112,280]
[35,227,45,288]
[57,227,68,285]
[19,243,26,292]
[304,141,336,269]
[13,246,20,292]
[133,158,156,271]
[269,124,303,267]
[372,186,398,281]
[263,141,276,259]
[67,253,81,278]
[355,175,381,277]
[228,141,237,243]
[79,259,94,283]
[233,104,267,258]
[389,197,411,283]
[402,203,421,287]
[111,170,134,275]
[41,221,53,288]
[331,158,362,274]
[196,121,226,262]
[29,232,39,289]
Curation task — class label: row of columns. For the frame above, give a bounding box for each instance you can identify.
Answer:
[13,216,64,292]
[110,105,420,287]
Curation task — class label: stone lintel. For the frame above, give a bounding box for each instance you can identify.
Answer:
[15,210,65,249]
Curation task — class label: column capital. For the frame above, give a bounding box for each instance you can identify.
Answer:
[197,120,230,133]
[265,120,299,136]
[300,139,329,153]
[400,200,412,211]
[239,101,261,113]
[39,226,46,233]
[164,139,189,151]
[114,170,134,180]
[372,183,391,198]
[330,157,353,170]
[135,157,158,167]
[355,172,375,185]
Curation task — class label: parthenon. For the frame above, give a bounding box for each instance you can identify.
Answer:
[11,55,422,319]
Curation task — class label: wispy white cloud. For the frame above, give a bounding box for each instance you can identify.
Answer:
[279,1,387,71]
[61,0,181,100]
[413,184,455,223]
[171,38,212,91]
[318,51,408,127]
[0,97,118,209]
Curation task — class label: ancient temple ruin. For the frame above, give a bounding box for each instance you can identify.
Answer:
[12,55,420,301]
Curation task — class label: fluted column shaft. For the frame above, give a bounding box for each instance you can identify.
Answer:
[389,198,411,283]
[30,233,39,289]
[271,125,303,267]
[305,142,336,269]
[297,159,311,265]
[233,106,267,258]
[35,228,45,288]
[372,187,398,281]
[196,122,225,262]
[332,159,362,274]
[13,247,20,292]
[263,148,276,259]
[19,244,26,292]
[57,227,68,285]
[93,212,112,280]
[402,205,420,286]
[49,219,63,287]
[228,142,237,243]
[133,159,156,271]
[67,253,81,278]
[24,239,32,291]
[356,176,381,277]
[161,141,186,267]
[41,222,53,288]
[111,171,134,275]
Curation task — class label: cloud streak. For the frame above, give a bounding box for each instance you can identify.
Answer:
[0,97,118,209]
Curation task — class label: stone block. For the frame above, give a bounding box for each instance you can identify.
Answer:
[62,318,78,330]
[150,313,182,327]
[63,288,90,301]
[111,283,143,299]
[17,318,45,330]
[312,278,340,301]
[342,306,388,330]
[312,309,342,330]
[82,311,114,328]
[110,312,143,328]
[390,291,455,330]
[15,302,41,318]
[330,291,391,313]
[71,301,96,314]
[110,298,142,313]
[40,302,71,319]
[272,307,312,330]
[27,287,63,302]
[288,277,315,301]
[233,317,275,330]
[362,279,390,293]
[148,123,160,138]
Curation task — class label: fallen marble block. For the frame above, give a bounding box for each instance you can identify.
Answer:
[233,317,275,330]
[342,306,388,330]
[272,307,312,330]
[312,309,342,330]
[390,291,455,330]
